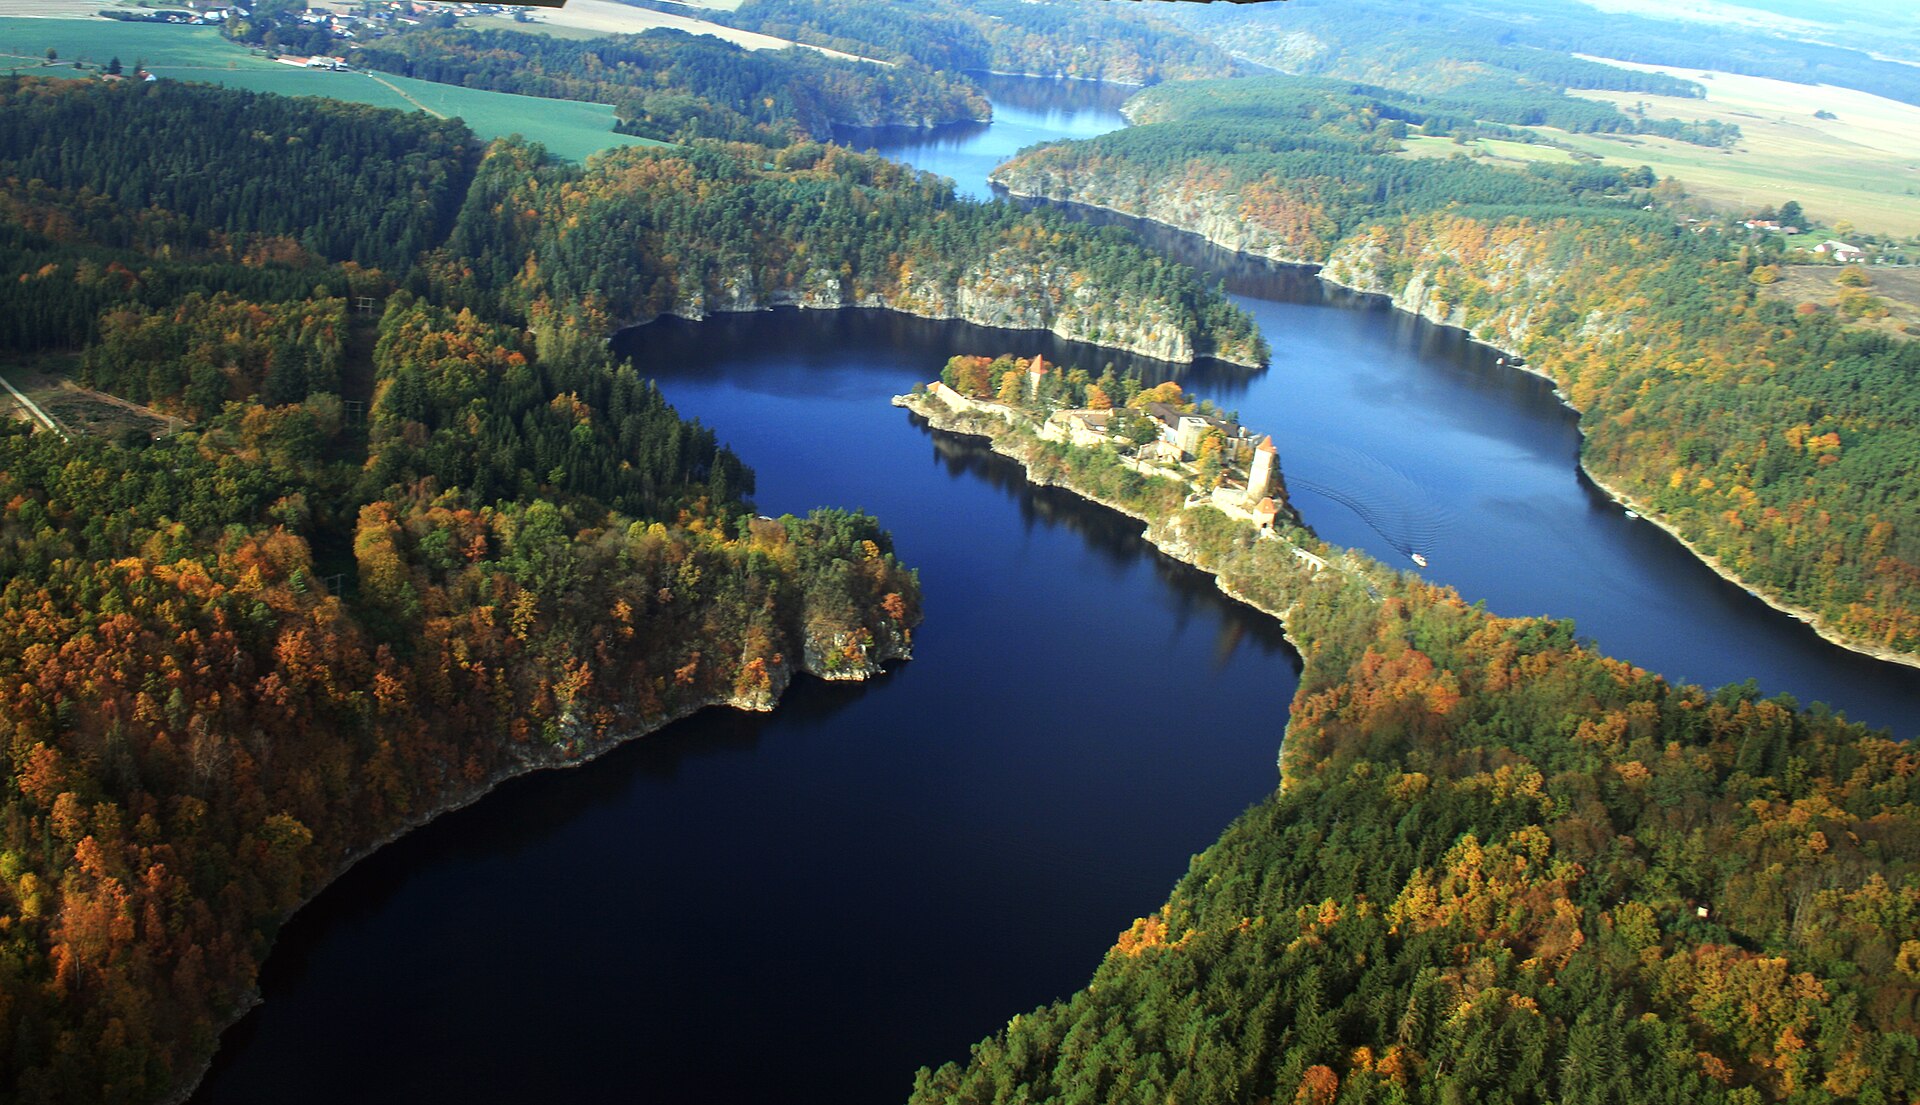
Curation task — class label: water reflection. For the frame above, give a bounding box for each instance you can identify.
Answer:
[919,418,1298,671]
[837,75,1130,201]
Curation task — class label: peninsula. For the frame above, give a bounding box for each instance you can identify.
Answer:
[989,75,1920,666]
[895,355,1920,1105]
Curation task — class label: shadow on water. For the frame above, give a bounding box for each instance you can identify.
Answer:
[627,306,1256,391]
[920,420,1300,671]
[194,297,1303,1105]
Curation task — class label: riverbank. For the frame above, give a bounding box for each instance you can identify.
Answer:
[982,179,1919,672]
[169,635,909,1105]
[991,176,1321,270]
[891,388,1396,666]
[630,294,1267,369]
[1315,266,1920,675]
[1578,462,1920,672]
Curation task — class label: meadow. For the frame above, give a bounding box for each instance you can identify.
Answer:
[0,17,671,162]
[1560,56,1920,235]
[1399,134,1578,165]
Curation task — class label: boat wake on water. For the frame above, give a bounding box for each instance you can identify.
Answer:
[1282,439,1452,566]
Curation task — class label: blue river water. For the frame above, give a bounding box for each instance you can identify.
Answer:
[194,73,1915,1105]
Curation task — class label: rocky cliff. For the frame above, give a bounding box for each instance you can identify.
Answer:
[651,252,1259,366]
[991,156,1325,268]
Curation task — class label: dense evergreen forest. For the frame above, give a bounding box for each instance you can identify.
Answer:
[423,136,1265,364]
[991,75,1920,658]
[630,0,1240,84]
[1164,0,1920,109]
[904,386,1920,1105]
[349,27,990,144]
[0,78,476,271]
[998,78,1662,259]
[0,76,921,1103]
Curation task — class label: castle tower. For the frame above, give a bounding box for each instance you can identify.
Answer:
[1245,435,1277,506]
[1026,354,1048,398]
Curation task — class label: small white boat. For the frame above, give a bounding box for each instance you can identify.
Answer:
[1624,509,1638,520]
[1410,552,1428,567]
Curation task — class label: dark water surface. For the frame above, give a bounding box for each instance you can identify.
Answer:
[192,86,1298,1102]
[196,73,1916,1105]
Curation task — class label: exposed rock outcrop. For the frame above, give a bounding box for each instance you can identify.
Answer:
[646,251,1252,365]
[991,158,1323,267]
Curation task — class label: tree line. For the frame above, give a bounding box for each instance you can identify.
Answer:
[0,76,919,1103]
[425,136,1265,365]
[628,0,1242,84]
[905,383,1920,1105]
[349,26,990,145]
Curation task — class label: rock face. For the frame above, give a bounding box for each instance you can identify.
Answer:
[1319,228,1564,359]
[991,159,1321,268]
[647,252,1244,365]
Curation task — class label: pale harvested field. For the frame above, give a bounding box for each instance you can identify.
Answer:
[0,0,133,17]
[532,0,878,62]
[1552,56,1920,235]
[1576,0,1831,36]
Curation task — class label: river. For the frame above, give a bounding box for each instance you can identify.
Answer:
[193,74,1917,1105]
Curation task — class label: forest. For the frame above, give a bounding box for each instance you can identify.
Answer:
[629,0,1241,84]
[905,382,1920,1105]
[0,76,922,1103]
[996,78,1661,260]
[348,27,991,145]
[424,136,1266,365]
[0,70,1288,1098]
[0,77,476,272]
[991,74,1920,659]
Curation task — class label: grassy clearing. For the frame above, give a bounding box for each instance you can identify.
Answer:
[0,352,179,441]
[1400,135,1579,165]
[460,14,612,42]
[1551,56,1920,235]
[1759,264,1920,341]
[0,17,672,162]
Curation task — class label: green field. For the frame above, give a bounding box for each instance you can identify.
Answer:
[0,17,671,162]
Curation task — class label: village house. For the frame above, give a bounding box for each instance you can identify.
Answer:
[275,54,350,69]
[1816,240,1866,263]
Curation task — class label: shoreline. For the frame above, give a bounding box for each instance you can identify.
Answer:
[1575,462,1920,672]
[164,644,907,1105]
[609,298,1268,370]
[893,392,1321,662]
[990,186,1920,673]
[991,179,1320,269]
